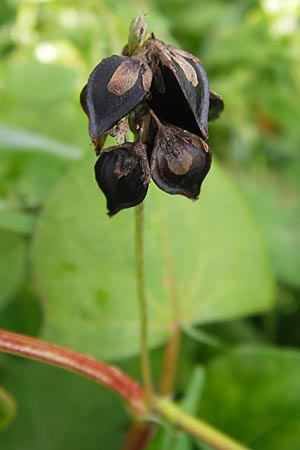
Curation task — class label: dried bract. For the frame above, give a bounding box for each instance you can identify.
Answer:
[146,38,210,139]
[82,55,152,149]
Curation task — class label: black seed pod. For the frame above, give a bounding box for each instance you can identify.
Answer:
[146,38,210,139]
[208,89,224,121]
[94,142,150,216]
[81,55,152,149]
[80,16,224,216]
[151,123,212,199]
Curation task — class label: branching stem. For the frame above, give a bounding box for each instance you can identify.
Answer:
[0,328,250,450]
[155,399,250,450]
[0,328,146,417]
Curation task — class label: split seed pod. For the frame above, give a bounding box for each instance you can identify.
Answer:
[146,38,210,139]
[151,123,212,199]
[81,55,152,149]
[94,142,150,216]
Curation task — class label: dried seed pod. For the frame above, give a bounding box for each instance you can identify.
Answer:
[79,84,88,115]
[146,38,210,139]
[209,89,224,121]
[151,123,212,199]
[81,55,152,149]
[94,142,150,216]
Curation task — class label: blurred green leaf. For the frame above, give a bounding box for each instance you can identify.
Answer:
[0,283,42,337]
[234,167,300,288]
[145,424,193,450]
[0,58,86,147]
[0,359,128,450]
[0,385,16,432]
[180,367,206,414]
[32,153,274,360]
[0,209,35,235]
[181,326,221,347]
[0,230,26,311]
[0,151,70,209]
[201,319,265,347]
[198,347,300,449]
[162,432,192,450]
[0,124,82,160]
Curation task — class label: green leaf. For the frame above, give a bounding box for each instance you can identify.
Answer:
[194,442,213,450]
[0,230,26,311]
[180,367,206,414]
[0,150,70,209]
[0,59,86,147]
[0,386,16,432]
[198,347,300,449]
[32,153,274,360]
[0,360,128,450]
[234,167,300,288]
[145,424,193,450]
[0,124,82,160]
[181,326,221,347]
[0,210,35,235]
[162,432,192,450]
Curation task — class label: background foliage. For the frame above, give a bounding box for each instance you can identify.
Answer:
[0,0,299,449]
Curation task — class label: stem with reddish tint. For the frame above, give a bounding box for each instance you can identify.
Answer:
[0,328,250,450]
[159,323,181,397]
[120,422,155,450]
[0,328,146,417]
[158,206,181,398]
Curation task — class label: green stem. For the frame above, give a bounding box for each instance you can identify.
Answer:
[135,203,153,405]
[159,207,181,397]
[155,399,251,450]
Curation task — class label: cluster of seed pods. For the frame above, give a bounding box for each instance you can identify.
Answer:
[80,17,223,216]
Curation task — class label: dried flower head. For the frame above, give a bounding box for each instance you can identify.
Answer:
[80,15,223,216]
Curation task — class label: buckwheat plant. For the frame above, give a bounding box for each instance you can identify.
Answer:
[0,15,251,450]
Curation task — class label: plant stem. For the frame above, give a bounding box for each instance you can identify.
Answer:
[0,328,146,417]
[159,212,181,397]
[135,203,153,406]
[120,422,155,450]
[155,399,250,450]
[159,324,180,397]
[0,329,250,449]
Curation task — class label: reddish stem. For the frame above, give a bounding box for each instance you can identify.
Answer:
[159,217,181,398]
[0,328,146,417]
[120,422,155,450]
[159,322,181,397]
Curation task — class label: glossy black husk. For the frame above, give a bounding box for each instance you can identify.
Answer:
[94,143,150,216]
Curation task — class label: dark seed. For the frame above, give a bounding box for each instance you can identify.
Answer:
[151,123,212,199]
[94,142,150,216]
